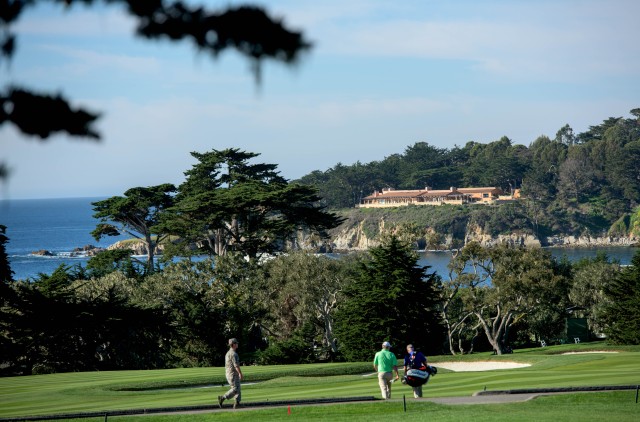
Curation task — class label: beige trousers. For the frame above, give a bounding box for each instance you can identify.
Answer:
[377,371,393,399]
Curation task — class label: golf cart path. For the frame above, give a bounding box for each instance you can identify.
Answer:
[425,391,572,405]
[146,394,550,416]
[3,388,634,420]
[150,388,633,416]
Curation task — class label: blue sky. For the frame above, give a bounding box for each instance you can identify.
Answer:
[2,0,639,199]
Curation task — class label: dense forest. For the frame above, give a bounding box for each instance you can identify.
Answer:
[298,109,640,242]
[2,237,639,375]
[2,111,640,376]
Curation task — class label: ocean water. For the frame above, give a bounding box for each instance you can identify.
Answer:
[417,247,638,280]
[0,197,126,280]
[0,197,637,281]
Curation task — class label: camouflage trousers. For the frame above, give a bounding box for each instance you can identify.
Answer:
[222,375,241,404]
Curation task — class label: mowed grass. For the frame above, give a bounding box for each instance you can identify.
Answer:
[113,392,640,422]
[18,392,640,422]
[1,342,639,420]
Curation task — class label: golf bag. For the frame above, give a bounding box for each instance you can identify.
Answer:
[403,365,437,387]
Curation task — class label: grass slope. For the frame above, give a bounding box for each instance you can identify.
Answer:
[1,342,639,419]
[120,393,640,422]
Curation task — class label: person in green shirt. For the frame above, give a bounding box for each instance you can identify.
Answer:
[373,341,399,399]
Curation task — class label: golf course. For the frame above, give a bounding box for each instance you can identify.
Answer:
[1,342,639,421]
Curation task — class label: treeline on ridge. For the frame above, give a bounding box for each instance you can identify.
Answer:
[2,110,640,376]
[298,109,640,240]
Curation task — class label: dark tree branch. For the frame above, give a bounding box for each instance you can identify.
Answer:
[0,0,312,184]
[0,87,101,139]
[1,1,312,84]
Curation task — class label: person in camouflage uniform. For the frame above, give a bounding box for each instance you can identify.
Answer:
[218,338,244,409]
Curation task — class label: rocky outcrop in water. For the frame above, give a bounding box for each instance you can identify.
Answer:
[31,249,54,256]
[32,245,105,257]
[72,245,104,256]
[107,240,164,255]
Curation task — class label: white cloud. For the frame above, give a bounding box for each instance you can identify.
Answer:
[3,0,639,199]
[37,44,162,76]
[3,92,636,199]
[247,96,447,130]
[15,7,135,38]
[306,1,640,81]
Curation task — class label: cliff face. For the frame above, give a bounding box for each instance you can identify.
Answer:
[329,220,381,250]
[543,235,639,247]
[106,222,639,254]
[328,219,639,251]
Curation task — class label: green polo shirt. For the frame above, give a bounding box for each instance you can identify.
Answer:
[373,349,397,373]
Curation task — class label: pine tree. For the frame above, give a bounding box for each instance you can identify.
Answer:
[334,237,443,361]
[601,251,640,344]
[0,225,14,283]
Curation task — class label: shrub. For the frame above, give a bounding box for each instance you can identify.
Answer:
[31,363,56,375]
[256,337,316,365]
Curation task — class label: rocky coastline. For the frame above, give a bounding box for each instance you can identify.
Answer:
[31,232,639,258]
[326,222,639,252]
[30,240,165,258]
[31,245,105,257]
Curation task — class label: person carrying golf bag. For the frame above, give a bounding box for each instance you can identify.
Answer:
[402,344,436,398]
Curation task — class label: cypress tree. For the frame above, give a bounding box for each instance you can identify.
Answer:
[0,225,13,283]
[334,236,443,361]
[601,251,640,344]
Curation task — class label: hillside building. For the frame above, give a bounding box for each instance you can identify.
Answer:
[359,186,521,208]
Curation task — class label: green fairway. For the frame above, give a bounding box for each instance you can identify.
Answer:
[111,392,640,422]
[1,342,639,420]
[9,392,640,422]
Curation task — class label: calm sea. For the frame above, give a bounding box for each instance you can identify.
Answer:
[418,247,637,279]
[0,197,126,280]
[0,197,637,281]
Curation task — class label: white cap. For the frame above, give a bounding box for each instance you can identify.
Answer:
[382,341,392,348]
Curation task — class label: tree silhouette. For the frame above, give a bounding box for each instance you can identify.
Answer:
[334,236,443,361]
[0,224,14,282]
[92,183,177,273]
[163,148,343,259]
[601,251,640,344]
[0,0,312,180]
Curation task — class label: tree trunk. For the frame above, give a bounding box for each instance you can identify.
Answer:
[475,310,509,355]
[322,314,338,354]
[442,287,461,355]
[145,232,155,272]
[317,294,339,354]
[445,319,456,355]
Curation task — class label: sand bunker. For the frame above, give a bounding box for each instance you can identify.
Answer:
[431,361,531,372]
[561,351,619,355]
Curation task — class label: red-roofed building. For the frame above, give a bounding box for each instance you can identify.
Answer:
[359,186,517,208]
